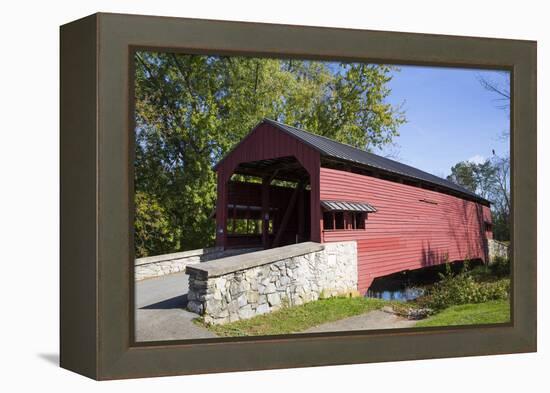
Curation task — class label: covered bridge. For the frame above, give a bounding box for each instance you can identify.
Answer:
[213,119,492,293]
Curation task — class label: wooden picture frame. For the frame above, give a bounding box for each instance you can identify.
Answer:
[60,12,536,380]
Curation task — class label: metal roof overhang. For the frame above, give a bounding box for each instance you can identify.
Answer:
[321,200,377,213]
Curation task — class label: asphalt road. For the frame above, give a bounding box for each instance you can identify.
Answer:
[135,272,417,341]
[135,271,216,342]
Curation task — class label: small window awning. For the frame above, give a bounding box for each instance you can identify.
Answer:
[321,200,377,213]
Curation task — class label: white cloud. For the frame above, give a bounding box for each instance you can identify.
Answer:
[468,154,486,165]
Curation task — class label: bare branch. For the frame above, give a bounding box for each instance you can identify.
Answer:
[477,75,510,99]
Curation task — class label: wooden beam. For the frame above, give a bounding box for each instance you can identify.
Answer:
[233,168,305,183]
[231,204,236,234]
[216,173,228,248]
[297,186,304,242]
[261,176,270,249]
[272,182,304,248]
[267,169,280,184]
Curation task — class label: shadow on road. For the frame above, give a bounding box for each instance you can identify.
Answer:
[140,294,188,310]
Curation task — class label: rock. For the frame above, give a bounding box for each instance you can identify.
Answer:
[215,277,226,290]
[229,282,241,296]
[279,276,291,286]
[238,305,254,319]
[206,299,224,316]
[237,294,248,308]
[246,291,259,303]
[227,300,239,313]
[239,280,250,292]
[381,306,394,314]
[187,300,203,315]
[192,279,208,288]
[256,303,270,315]
[407,308,432,320]
[267,292,281,306]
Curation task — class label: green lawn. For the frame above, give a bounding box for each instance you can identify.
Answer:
[195,296,390,336]
[196,295,511,337]
[415,300,510,327]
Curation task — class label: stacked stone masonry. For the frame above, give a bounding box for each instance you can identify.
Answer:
[135,247,257,281]
[186,241,357,325]
[488,239,510,263]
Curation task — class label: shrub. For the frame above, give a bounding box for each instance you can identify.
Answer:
[490,256,511,277]
[134,191,181,258]
[466,265,493,282]
[417,271,510,311]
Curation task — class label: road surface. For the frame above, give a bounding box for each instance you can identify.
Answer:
[135,271,216,342]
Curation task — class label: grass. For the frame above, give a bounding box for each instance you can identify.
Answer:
[196,261,511,336]
[415,300,510,327]
[195,296,390,336]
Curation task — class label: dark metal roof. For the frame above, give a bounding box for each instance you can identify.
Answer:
[262,119,488,204]
[321,200,377,213]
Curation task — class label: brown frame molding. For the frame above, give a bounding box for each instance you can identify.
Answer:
[60,12,536,380]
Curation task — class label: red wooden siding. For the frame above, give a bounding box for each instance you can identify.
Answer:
[215,123,321,247]
[320,167,491,293]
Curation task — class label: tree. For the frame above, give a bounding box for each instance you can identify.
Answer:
[477,71,511,139]
[489,156,511,241]
[477,72,510,112]
[134,53,407,257]
[447,156,510,241]
[474,71,511,241]
[447,161,479,193]
[134,191,181,257]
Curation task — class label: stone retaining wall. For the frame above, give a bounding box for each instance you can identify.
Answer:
[488,239,510,263]
[135,247,257,281]
[186,241,357,325]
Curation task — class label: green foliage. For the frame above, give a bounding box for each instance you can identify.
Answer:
[447,160,497,199]
[447,161,480,193]
[134,52,406,257]
[417,268,510,311]
[492,212,510,242]
[134,191,181,257]
[490,256,511,277]
[447,156,510,242]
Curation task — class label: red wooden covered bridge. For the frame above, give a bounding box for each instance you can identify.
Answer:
[213,119,492,293]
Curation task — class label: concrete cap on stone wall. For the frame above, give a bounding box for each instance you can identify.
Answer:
[135,247,222,266]
[186,242,325,278]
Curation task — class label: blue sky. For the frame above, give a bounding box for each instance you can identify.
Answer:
[377,66,510,177]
